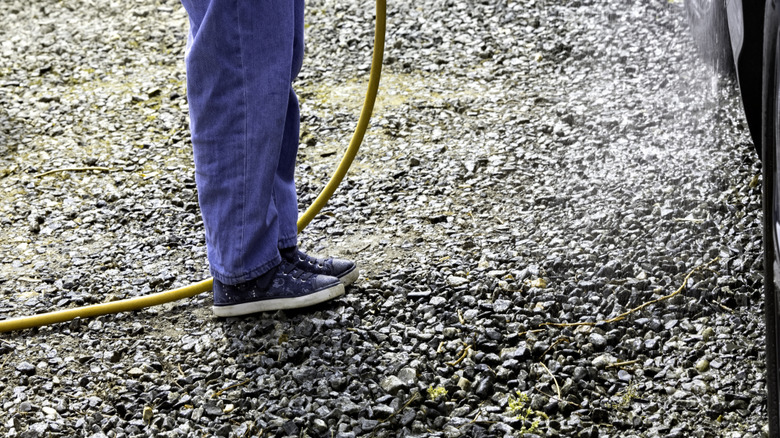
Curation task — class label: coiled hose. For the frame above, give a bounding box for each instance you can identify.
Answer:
[0,0,386,333]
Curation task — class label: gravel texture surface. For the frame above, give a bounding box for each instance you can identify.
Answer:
[0,0,770,437]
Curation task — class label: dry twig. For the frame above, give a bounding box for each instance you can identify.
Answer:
[541,337,570,358]
[212,379,250,398]
[538,362,561,401]
[518,329,545,337]
[377,391,421,425]
[35,166,113,177]
[543,257,719,328]
[605,359,640,369]
[446,344,472,367]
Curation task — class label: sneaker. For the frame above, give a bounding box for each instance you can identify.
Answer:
[281,247,359,286]
[212,260,344,317]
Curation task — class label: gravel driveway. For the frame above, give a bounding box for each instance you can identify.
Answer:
[0,0,769,437]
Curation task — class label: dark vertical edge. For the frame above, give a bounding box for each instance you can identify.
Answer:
[763,1,780,436]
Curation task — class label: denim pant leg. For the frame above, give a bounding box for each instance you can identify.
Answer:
[276,0,305,250]
[274,88,301,251]
[181,0,303,284]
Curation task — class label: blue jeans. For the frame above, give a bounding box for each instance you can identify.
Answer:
[180,0,304,284]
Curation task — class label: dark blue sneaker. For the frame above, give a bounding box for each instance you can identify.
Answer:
[280,247,359,286]
[212,260,344,317]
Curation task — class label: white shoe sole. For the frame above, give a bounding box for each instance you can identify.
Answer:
[339,266,360,286]
[212,283,345,317]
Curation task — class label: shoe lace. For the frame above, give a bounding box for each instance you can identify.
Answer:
[297,251,325,269]
[280,260,314,282]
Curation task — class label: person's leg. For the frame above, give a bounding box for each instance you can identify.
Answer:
[182,0,296,284]
[273,88,301,251]
[273,0,304,250]
[180,0,345,315]
[273,0,359,286]
[275,88,359,287]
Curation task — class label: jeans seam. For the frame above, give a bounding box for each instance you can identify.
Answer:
[236,0,248,275]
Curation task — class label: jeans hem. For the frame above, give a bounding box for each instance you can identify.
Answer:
[277,234,297,251]
[211,254,282,285]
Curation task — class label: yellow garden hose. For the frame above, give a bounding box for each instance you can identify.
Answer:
[297,1,386,232]
[0,0,386,333]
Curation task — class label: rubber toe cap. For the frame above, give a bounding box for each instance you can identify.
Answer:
[312,274,340,291]
[331,258,356,276]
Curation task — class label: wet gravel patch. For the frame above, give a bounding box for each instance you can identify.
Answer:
[0,0,769,437]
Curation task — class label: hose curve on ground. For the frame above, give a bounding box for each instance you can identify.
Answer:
[0,0,386,333]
